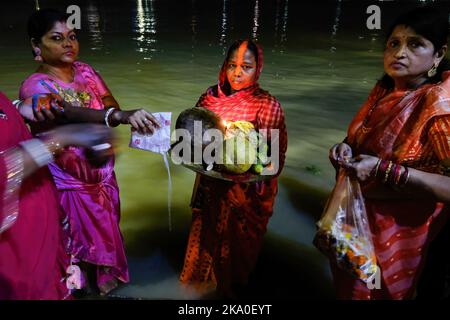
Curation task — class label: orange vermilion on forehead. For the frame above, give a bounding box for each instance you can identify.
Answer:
[234,41,248,75]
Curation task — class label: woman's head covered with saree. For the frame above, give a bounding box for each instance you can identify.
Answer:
[27,9,78,66]
[381,5,449,90]
[196,39,287,172]
[179,39,287,297]
[219,39,263,95]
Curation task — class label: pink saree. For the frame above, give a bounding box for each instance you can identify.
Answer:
[0,91,70,299]
[19,61,129,293]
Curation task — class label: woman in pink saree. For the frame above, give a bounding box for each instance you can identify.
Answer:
[17,9,159,295]
[0,91,113,299]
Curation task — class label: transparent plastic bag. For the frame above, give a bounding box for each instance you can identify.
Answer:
[314,169,378,283]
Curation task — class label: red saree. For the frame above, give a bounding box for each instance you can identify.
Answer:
[0,92,69,299]
[335,72,450,299]
[179,44,288,297]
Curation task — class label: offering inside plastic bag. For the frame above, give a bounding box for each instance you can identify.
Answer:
[313,169,378,283]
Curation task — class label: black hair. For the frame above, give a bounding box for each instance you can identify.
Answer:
[380,5,450,88]
[27,8,70,52]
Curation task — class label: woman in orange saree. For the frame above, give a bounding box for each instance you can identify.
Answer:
[328,6,450,299]
[179,40,287,298]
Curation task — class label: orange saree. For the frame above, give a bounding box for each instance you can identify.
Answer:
[335,71,450,299]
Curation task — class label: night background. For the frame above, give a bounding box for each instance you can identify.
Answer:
[1,0,449,300]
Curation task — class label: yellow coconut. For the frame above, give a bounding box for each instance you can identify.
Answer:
[221,135,257,174]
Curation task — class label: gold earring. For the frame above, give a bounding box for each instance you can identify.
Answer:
[428,63,438,78]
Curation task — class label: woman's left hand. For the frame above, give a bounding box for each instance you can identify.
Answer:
[341,154,380,182]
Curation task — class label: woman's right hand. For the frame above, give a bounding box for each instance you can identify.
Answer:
[42,124,114,151]
[329,142,353,168]
[19,94,65,122]
[112,109,161,135]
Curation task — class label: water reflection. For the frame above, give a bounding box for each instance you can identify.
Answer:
[330,0,341,50]
[86,2,104,51]
[274,0,281,42]
[252,0,260,41]
[280,0,288,46]
[274,0,289,54]
[219,0,229,55]
[190,0,198,60]
[134,0,158,60]
[328,0,342,73]
[1,0,422,200]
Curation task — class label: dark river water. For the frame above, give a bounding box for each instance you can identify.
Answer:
[1,0,448,299]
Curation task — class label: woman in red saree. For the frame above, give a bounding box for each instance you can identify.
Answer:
[0,91,112,299]
[329,6,450,299]
[179,40,287,297]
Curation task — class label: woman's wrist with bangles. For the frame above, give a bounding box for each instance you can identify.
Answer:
[38,133,66,157]
[18,138,57,168]
[104,107,121,127]
[372,159,410,187]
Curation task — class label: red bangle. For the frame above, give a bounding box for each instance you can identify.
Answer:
[392,163,402,185]
[398,167,409,186]
[377,160,389,181]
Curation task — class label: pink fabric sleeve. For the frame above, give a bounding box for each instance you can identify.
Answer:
[19,75,55,100]
[80,63,111,98]
[92,70,110,97]
[0,156,6,226]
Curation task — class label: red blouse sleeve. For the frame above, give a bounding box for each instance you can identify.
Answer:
[428,116,450,161]
[257,96,288,175]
